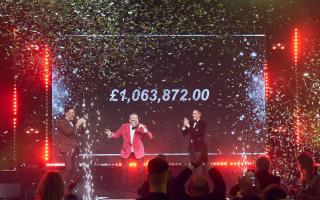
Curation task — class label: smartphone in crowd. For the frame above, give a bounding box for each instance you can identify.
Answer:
[246,169,256,187]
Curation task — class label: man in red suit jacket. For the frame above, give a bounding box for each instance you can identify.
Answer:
[105,113,153,185]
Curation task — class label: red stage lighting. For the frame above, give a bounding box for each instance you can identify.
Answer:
[293,28,301,146]
[294,28,298,64]
[129,162,137,168]
[43,45,50,162]
[264,64,270,101]
[46,163,66,167]
[13,82,18,161]
[271,43,285,50]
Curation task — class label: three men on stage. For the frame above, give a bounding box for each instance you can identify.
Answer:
[182,109,208,163]
[57,107,207,184]
[105,113,154,185]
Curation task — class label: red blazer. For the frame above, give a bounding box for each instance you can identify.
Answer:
[112,123,153,159]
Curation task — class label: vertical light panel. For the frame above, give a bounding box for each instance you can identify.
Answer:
[264,64,270,101]
[293,28,301,146]
[264,63,270,157]
[44,45,50,161]
[12,28,18,163]
[13,78,17,162]
[294,28,298,65]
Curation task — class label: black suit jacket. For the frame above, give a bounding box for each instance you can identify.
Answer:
[57,118,77,138]
[56,118,78,152]
[182,119,207,151]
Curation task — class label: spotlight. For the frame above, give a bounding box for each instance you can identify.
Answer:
[272,43,285,50]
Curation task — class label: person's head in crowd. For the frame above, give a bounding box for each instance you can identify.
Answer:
[262,184,287,200]
[188,175,210,197]
[296,152,320,200]
[147,156,169,193]
[256,156,271,173]
[156,154,167,161]
[297,152,315,180]
[35,171,64,200]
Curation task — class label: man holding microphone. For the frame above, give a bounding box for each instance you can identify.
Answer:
[105,113,153,186]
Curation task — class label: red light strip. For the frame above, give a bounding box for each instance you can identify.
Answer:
[84,161,255,168]
[13,80,17,161]
[264,64,270,101]
[294,28,298,65]
[12,28,18,162]
[293,28,300,146]
[44,46,50,161]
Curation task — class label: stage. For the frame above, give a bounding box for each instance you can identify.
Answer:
[0,1,320,200]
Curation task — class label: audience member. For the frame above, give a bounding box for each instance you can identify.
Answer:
[174,148,226,200]
[262,184,286,200]
[35,171,65,200]
[137,155,176,200]
[137,156,170,200]
[230,156,281,198]
[294,152,320,200]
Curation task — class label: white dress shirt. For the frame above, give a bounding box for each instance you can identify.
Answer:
[193,119,200,128]
[130,125,135,152]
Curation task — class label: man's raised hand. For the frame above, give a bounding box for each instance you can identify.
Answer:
[104,129,113,138]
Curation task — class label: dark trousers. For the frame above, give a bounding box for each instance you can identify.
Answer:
[121,153,144,186]
[59,145,79,183]
[189,142,208,163]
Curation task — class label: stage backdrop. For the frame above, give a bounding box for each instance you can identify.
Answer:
[52,35,266,161]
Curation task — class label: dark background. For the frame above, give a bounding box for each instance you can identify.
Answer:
[52,36,266,156]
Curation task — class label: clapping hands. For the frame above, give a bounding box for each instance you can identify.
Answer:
[183,117,190,128]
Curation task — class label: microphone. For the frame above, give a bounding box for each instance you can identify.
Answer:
[138,123,148,133]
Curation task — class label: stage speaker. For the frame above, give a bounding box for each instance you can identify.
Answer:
[0,183,23,200]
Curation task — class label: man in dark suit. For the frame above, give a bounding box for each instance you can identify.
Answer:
[182,109,208,163]
[57,106,86,182]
